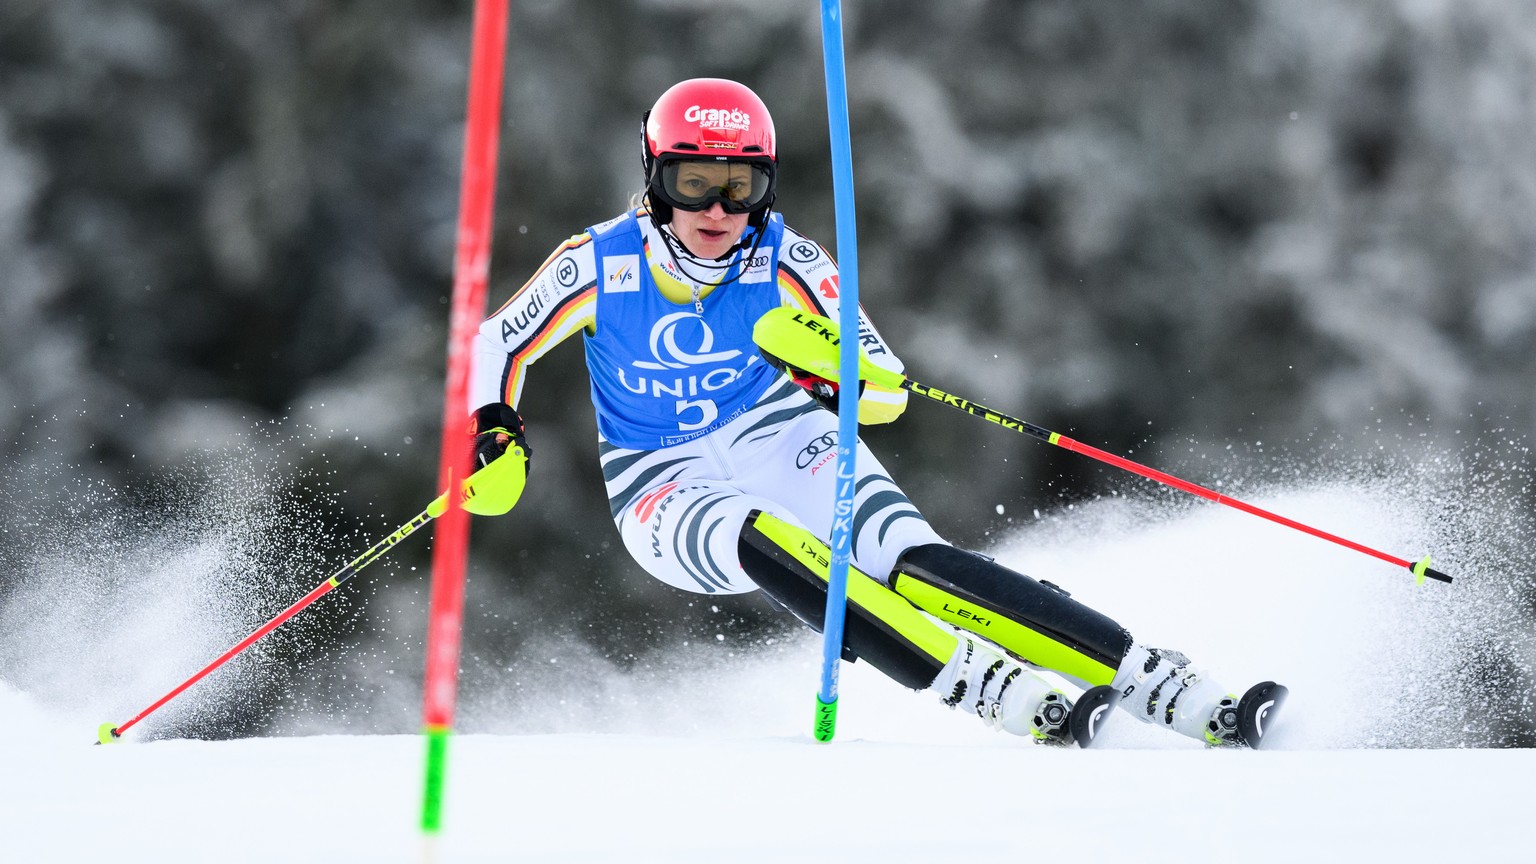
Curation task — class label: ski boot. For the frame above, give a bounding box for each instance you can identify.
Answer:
[1113,645,1286,749]
[932,637,1120,747]
[1207,681,1288,748]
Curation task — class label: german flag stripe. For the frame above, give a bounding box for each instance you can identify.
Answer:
[501,284,596,403]
[505,283,596,362]
[487,233,593,317]
[777,265,829,317]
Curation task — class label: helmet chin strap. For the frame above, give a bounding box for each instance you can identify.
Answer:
[644,197,775,291]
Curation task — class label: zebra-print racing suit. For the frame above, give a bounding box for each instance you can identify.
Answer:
[471,207,943,593]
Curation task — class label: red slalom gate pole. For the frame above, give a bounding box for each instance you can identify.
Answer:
[420,0,509,835]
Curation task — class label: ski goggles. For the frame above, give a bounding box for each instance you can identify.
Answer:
[649,156,775,214]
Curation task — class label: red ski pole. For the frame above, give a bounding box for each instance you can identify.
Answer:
[752,307,1454,586]
[95,448,525,744]
[95,494,447,744]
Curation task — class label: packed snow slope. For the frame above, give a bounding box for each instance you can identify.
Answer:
[4,457,1534,862]
[5,688,1530,863]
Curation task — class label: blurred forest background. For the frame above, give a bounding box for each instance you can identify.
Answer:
[3,0,1535,739]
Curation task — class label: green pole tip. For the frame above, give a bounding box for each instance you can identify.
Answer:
[96,722,121,745]
[813,695,838,743]
[420,726,451,834]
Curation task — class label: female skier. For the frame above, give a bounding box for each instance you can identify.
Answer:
[468,77,1281,747]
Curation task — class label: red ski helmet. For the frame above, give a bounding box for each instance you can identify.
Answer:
[642,78,777,225]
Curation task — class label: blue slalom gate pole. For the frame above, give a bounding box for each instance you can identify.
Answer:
[813,0,860,743]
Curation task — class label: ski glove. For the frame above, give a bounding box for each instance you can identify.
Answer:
[470,402,531,474]
[759,349,862,414]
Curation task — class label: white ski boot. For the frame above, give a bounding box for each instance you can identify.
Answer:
[932,636,1074,744]
[1112,644,1283,747]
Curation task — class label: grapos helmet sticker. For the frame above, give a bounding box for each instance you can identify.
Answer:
[684,105,751,131]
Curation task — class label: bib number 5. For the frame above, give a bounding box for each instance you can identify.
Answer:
[677,398,718,432]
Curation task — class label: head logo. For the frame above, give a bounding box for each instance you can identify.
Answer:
[1088,703,1110,739]
[633,312,742,370]
[684,105,751,132]
[1255,699,1277,737]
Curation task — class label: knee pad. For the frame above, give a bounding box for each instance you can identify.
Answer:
[891,544,1132,687]
[738,510,957,691]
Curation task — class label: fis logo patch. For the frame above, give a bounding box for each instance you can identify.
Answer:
[604,255,640,293]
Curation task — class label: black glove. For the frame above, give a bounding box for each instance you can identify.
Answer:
[470,402,531,473]
[760,349,859,414]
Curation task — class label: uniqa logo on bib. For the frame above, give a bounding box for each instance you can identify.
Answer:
[633,312,741,370]
[617,312,759,433]
[684,104,751,132]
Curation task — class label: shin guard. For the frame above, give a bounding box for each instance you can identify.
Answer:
[892,544,1132,687]
[738,511,956,691]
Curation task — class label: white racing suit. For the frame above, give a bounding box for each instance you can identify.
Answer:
[470,207,1258,746]
[602,380,941,595]
[470,207,936,592]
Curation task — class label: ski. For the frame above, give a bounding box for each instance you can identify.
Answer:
[1232,680,1287,749]
[1067,684,1121,748]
